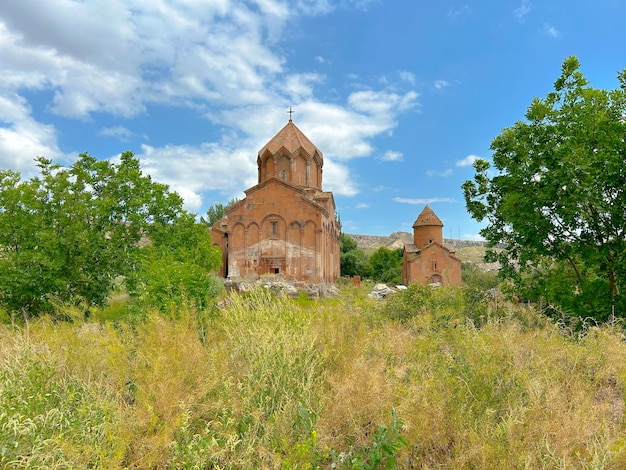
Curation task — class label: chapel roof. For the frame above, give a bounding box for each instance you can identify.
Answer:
[412,204,444,228]
[404,240,458,257]
[258,119,322,159]
[404,243,419,254]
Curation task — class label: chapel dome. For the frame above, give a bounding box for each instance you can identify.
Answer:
[258,119,322,163]
[412,204,443,228]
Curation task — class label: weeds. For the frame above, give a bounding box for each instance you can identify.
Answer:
[1,286,626,468]
[325,410,407,469]
[0,337,125,468]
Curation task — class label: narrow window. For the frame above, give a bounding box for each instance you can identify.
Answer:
[271,221,277,236]
[281,170,286,180]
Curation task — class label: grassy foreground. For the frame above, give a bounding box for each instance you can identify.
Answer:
[1,285,626,469]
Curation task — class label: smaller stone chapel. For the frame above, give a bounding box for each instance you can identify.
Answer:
[402,205,462,286]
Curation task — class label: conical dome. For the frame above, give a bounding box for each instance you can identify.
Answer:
[412,205,443,228]
[258,120,322,160]
[257,119,324,189]
[412,205,444,247]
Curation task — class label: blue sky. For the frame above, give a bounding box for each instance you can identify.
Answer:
[1,1,625,238]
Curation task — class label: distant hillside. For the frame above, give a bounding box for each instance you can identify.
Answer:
[345,232,498,271]
[346,232,488,251]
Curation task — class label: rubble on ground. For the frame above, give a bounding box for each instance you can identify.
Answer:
[368,283,398,300]
[225,276,340,298]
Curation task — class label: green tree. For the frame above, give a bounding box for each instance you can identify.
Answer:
[0,152,210,320]
[339,233,370,278]
[126,213,223,311]
[340,232,358,253]
[368,246,403,284]
[200,198,239,226]
[462,57,626,320]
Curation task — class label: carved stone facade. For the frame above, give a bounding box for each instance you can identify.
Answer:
[211,119,340,283]
[402,205,462,286]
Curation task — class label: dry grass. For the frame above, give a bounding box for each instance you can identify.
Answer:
[1,287,626,468]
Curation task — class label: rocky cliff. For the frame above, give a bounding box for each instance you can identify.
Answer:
[345,232,487,251]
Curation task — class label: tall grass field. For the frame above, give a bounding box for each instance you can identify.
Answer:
[1,284,626,468]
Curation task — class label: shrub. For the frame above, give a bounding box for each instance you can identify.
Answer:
[127,252,224,313]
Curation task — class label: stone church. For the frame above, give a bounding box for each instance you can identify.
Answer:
[402,205,462,286]
[211,118,341,283]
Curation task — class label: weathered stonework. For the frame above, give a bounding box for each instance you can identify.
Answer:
[211,119,340,283]
[402,205,462,286]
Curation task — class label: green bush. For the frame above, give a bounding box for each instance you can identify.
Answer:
[127,253,223,313]
[368,247,403,284]
[376,283,435,323]
[461,263,499,291]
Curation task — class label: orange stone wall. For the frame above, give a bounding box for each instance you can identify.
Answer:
[402,244,462,286]
[413,224,443,249]
[211,180,340,283]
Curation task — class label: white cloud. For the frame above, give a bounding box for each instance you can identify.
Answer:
[293,0,334,15]
[356,203,369,209]
[380,150,403,162]
[99,125,133,141]
[349,89,418,115]
[544,24,561,38]
[321,157,358,196]
[276,94,417,161]
[0,93,63,175]
[434,80,449,89]
[0,0,286,119]
[399,70,416,85]
[514,0,532,21]
[0,0,418,208]
[456,154,479,167]
[137,141,258,213]
[447,5,471,22]
[253,0,289,19]
[426,168,453,177]
[294,0,377,15]
[284,73,325,100]
[393,197,456,204]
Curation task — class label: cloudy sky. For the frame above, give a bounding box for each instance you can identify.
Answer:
[1,0,625,238]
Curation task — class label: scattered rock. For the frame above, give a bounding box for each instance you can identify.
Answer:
[226,276,339,298]
[77,322,102,335]
[368,283,397,300]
